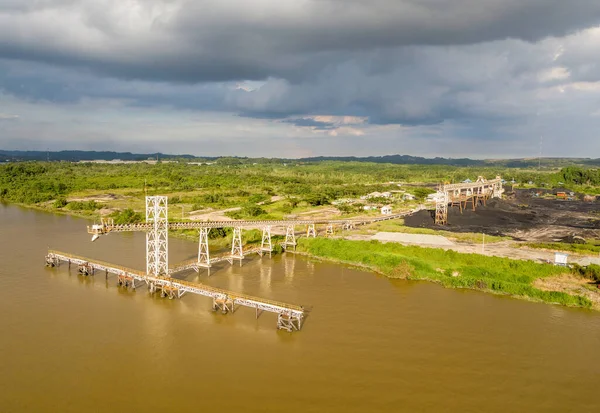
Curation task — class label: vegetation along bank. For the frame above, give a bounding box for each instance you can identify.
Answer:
[296,237,600,310]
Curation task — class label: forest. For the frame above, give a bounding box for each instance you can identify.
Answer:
[1,160,599,220]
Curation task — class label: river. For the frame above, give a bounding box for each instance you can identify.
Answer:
[1,203,600,412]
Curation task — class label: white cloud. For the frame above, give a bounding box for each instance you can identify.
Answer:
[538,67,570,82]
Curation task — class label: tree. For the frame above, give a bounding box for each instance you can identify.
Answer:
[304,193,330,206]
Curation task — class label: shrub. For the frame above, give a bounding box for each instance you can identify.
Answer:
[54,197,68,208]
[280,203,293,214]
[572,264,600,283]
[242,204,266,217]
[248,193,268,204]
[110,208,143,224]
[67,200,100,211]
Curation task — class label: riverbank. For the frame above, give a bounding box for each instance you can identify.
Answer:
[5,201,599,309]
[295,238,598,310]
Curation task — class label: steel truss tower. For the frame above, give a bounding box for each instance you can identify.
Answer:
[197,227,211,268]
[231,227,243,259]
[306,224,316,238]
[284,225,297,250]
[325,224,334,237]
[260,226,272,257]
[146,196,169,276]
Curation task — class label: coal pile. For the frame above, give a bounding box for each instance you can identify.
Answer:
[404,190,600,241]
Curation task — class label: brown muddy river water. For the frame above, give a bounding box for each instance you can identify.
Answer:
[1,203,600,412]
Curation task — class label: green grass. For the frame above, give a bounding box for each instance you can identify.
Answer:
[523,242,600,255]
[297,238,592,309]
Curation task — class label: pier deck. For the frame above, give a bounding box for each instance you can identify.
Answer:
[46,250,305,331]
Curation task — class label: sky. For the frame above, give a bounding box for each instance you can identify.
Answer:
[0,0,599,158]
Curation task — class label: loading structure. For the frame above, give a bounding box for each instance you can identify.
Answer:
[435,176,504,225]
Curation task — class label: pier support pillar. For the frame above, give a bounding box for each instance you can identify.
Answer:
[117,274,136,289]
[306,224,316,238]
[45,254,59,267]
[277,312,303,332]
[212,297,234,314]
[78,263,94,276]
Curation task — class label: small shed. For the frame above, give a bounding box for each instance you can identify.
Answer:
[554,252,569,266]
[381,206,392,215]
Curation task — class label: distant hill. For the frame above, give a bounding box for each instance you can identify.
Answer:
[1,150,599,167]
[0,150,198,162]
[297,155,485,166]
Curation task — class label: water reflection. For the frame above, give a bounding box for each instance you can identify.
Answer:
[284,254,296,282]
[259,260,272,291]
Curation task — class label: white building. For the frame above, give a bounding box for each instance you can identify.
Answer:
[554,252,569,266]
[381,205,392,215]
[361,191,392,200]
[403,193,416,201]
[427,192,446,202]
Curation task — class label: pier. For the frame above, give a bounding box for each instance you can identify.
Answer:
[45,250,305,332]
[46,195,423,332]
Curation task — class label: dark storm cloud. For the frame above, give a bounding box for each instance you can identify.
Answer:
[1,0,600,157]
[1,1,600,84]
